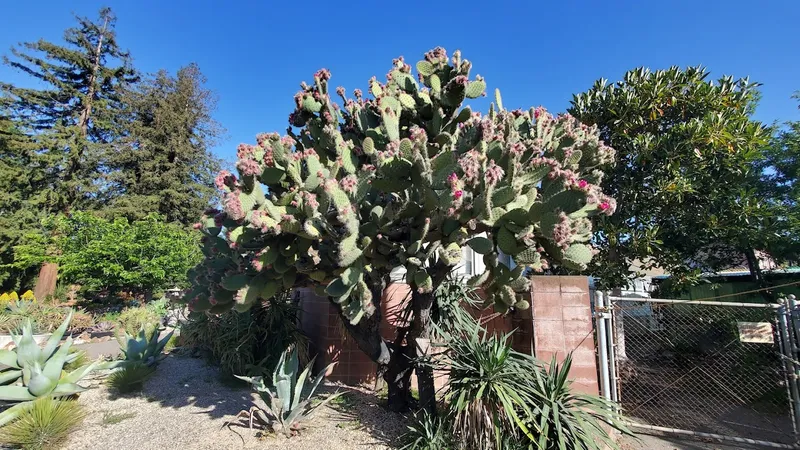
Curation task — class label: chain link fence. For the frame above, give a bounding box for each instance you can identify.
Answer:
[611,298,795,445]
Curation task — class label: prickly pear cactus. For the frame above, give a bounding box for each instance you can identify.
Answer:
[183,47,615,321]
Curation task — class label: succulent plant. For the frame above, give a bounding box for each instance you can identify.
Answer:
[115,326,174,367]
[87,321,115,334]
[182,47,615,321]
[0,311,100,426]
[230,346,341,436]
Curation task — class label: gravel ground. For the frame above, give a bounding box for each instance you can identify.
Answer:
[64,355,407,450]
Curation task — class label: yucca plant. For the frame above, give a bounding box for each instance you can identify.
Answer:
[0,396,85,450]
[522,354,631,450]
[232,346,341,437]
[399,411,451,450]
[434,307,539,450]
[0,311,99,426]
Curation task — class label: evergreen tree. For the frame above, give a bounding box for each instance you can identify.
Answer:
[0,7,136,214]
[103,64,222,225]
[0,7,135,290]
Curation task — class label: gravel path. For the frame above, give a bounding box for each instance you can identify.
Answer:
[65,355,407,450]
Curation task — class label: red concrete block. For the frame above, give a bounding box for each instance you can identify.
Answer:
[562,319,592,336]
[564,333,593,351]
[533,321,566,352]
[569,349,598,368]
[562,305,592,322]
[559,276,589,293]
[569,365,600,385]
[561,292,589,306]
[531,276,562,293]
[533,303,564,321]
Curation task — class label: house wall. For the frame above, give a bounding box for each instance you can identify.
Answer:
[296,276,600,395]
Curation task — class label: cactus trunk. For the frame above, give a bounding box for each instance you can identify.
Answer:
[410,288,436,415]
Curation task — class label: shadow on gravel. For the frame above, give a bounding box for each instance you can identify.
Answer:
[323,385,409,448]
[104,353,256,420]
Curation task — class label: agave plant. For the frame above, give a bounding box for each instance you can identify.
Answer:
[0,311,99,426]
[231,346,341,437]
[113,325,175,368]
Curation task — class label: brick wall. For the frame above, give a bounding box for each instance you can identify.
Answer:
[296,276,599,395]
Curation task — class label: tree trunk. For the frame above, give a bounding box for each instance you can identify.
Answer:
[333,280,414,411]
[409,289,437,415]
[743,247,773,302]
[77,16,109,138]
[33,262,58,301]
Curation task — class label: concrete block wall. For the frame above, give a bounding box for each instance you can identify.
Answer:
[296,276,600,395]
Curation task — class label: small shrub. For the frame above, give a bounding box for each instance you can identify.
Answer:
[67,310,94,333]
[0,397,85,450]
[116,306,159,334]
[108,363,156,394]
[181,292,307,377]
[399,412,451,450]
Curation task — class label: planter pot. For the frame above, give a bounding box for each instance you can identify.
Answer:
[0,333,52,350]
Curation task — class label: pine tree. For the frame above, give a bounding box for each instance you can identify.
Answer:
[0,7,136,214]
[103,64,222,225]
[0,7,135,290]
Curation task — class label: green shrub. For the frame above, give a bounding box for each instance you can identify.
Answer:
[108,362,156,394]
[181,291,307,377]
[14,212,202,299]
[0,397,85,450]
[63,349,89,373]
[116,306,160,334]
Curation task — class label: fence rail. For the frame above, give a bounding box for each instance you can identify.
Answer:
[597,293,799,448]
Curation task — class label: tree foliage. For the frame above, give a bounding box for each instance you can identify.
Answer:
[103,64,223,225]
[14,212,201,296]
[0,9,222,290]
[570,67,772,289]
[0,7,136,213]
[759,93,800,262]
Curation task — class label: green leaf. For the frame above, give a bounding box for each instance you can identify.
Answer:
[466,237,493,254]
[221,274,252,291]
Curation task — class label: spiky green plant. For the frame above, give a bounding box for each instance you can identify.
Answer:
[182,47,615,320]
[522,354,631,450]
[434,307,540,450]
[119,325,174,366]
[399,411,451,450]
[232,346,342,437]
[0,311,99,426]
[107,363,156,394]
[0,397,85,450]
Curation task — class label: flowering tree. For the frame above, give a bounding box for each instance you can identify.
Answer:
[183,48,615,411]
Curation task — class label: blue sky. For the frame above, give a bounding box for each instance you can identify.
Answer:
[1,1,798,162]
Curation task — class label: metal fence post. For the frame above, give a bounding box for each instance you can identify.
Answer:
[777,300,800,440]
[606,297,619,403]
[595,290,612,402]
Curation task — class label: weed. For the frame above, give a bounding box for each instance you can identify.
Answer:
[101,411,136,426]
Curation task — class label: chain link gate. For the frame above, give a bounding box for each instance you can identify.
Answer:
[596,292,800,448]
